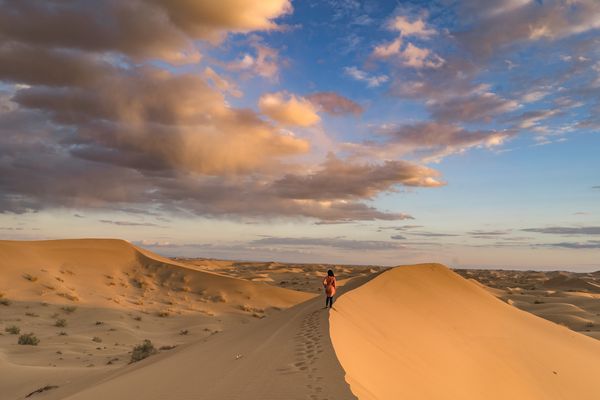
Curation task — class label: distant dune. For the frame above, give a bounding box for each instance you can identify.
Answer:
[330,264,600,400]
[0,239,312,309]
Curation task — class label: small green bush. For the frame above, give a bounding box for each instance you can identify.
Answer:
[130,339,156,363]
[61,306,77,313]
[18,333,39,345]
[54,319,67,327]
[5,325,20,335]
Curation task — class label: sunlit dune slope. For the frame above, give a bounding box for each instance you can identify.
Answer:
[0,239,312,310]
[330,263,600,400]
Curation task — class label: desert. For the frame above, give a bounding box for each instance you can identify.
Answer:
[2,0,600,399]
[1,239,600,399]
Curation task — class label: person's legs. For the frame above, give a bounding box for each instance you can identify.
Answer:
[329,296,334,308]
[325,296,330,308]
[326,296,333,308]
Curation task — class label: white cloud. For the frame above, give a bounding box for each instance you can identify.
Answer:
[400,43,445,69]
[373,38,403,58]
[344,66,389,87]
[388,16,436,38]
[259,92,321,127]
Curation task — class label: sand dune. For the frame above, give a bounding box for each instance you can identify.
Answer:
[0,239,311,309]
[456,268,600,340]
[0,239,315,399]
[330,264,600,400]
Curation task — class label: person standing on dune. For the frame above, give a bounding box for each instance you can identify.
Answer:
[323,269,336,309]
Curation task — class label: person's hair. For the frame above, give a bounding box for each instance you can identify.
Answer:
[327,269,334,277]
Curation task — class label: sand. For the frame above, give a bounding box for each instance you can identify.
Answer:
[330,264,600,400]
[3,240,600,399]
[456,269,600,340]
[0,239,318,399]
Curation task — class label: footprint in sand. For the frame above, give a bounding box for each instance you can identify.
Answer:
[291,309,329,399]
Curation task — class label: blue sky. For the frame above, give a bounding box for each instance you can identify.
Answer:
[0,0,599,269]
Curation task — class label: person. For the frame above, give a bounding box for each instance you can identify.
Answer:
[323,269,336,309]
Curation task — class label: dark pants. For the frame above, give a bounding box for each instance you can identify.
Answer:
[326,296,334,308]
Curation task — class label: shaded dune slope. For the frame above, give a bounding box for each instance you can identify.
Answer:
[330,263,600,400]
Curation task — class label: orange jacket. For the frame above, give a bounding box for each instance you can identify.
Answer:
[323,276,336,296]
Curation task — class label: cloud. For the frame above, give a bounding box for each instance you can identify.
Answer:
[430,90,519,123]
[225,37,281,79]
[372,38,403,59]
[203,67,242,98]
[348,122,514,162]
[10,68,310,176]
[467,230,511,236]
[379,225,423,231]
[592,186,600,190]
[510,109,561,129]
[0,0,449,223]
[271,154,443,201]
[0,0,292,64]
[543,240,600,249]
[523,226,600,235]
[344,66,389,87]
[400,43,445,69]
[251,236,404,250]
[468,229,512,239]
[306,92,363,116]
[390,234,406,240]
[371,15,443,69]
[455,0,600,58]
[259,92,321,126]
[388,15,437,38]
[521,90,550,103]
[409,232,460,237]
[99,220,163,227]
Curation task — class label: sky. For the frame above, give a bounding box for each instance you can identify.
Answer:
[0,0,599,270]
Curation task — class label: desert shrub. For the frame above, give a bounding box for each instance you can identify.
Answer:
[95,321,104,325]
[25,312,39,317]
[5,325,20,335]
[23,273,38,282]
[0,298,11,306]
[54,319,67,327]
[157,311,169,318]
[61,306,77,313]
[18,333,39,345]
[58,331,68,336]
[92,336,102,343]
[57,292,79,301]
[179,329,189,335]
[130,278,146,289]
[133,315,142,321]
[130,339,156,363]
